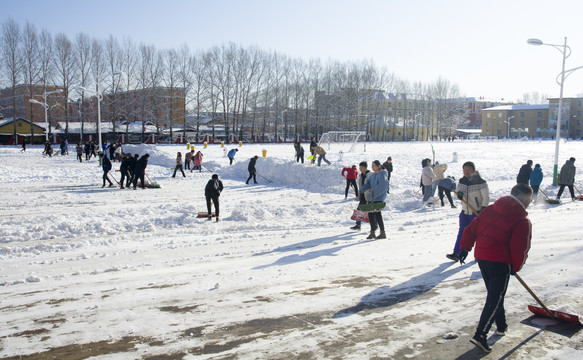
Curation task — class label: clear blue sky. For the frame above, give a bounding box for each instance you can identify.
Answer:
[5,0,583,101]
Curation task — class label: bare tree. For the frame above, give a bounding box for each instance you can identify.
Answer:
[23,21,41,141]
[120,37,137,139]
[74,32,93,140]
[162,48,179,142]
[1,18,23,144]
[104,35,122,136]
[54,32,77,139]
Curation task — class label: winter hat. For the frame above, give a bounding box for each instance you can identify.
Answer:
[351,165,356,168]
[535,164,541,168]
[253,155,259,159]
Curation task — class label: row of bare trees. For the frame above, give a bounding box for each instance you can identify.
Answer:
[2,18,470,143]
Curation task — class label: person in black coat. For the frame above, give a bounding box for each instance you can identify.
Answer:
[100,153,113,187]
[127,154,138,187]
[382,156,393,193]
[119,154,131,189]
[246,156,259,184]
[133,154,150,189]
[516,160,533,184]
[294,141,304,163]
[205,174,224,221]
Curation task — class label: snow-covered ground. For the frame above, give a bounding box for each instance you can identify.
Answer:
[0,140,582,359]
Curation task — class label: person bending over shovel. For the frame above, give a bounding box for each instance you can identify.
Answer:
[459,183,532,353]
[205,174,224,222]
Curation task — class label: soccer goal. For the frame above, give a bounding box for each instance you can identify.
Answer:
[318,131,367,152]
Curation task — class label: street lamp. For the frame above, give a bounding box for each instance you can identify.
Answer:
[29,89,63,142]
[77,71,122,151]
[527,37,583,184]
[413,113,422,141]
[505,115,515,139]
[277,109,288,143]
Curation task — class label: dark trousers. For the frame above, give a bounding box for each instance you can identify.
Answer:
[206,194,219,217]
[296,153,304,163]
[120,170,130,187]
[438,186,454,206]
[229,157,234,165]
[246,170,257,184]
[103,170,112,186]
[133,172,145,189]
[531,185,540,199]
[557,184,575,199]
[345,179,358,198]
[173,165,185,177]
[475,260,511,337]
[454,212,477,254]
[185,160,191,170]
[368,202,385,232]
[77,153,83,162]
[128,170,135,186]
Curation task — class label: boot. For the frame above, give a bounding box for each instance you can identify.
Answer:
[350,224,361,230]
[376,231,386,239]
[366,231,376,240]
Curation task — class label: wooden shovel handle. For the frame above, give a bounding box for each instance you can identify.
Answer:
[538,188,552,201]
[574,185,583,197]
[514,273,554,318]
[460,197,479,216]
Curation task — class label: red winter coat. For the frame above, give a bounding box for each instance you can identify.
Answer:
[460,195,531,273]
[193,152,203,166]
[342,166,358,180]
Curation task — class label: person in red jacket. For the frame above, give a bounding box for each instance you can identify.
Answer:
[341,165,359,199]
[459,183,532,353]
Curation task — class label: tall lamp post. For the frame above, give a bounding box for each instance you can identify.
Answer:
[77,71,122,151]
[527,37,583,185]
[29,89,63,142]
[505,115,515,139]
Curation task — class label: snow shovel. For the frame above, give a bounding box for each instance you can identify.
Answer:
[538,188,560,204]
[359,190,386,212]
[144,172,161,188]
[574,185,583,201]
[514,273,582,325]
[459,197,479,216]
[256,172,272,183]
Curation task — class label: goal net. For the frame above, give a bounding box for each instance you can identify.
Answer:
[318,131,366,152]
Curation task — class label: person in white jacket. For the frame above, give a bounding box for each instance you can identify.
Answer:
[421,158,437,204]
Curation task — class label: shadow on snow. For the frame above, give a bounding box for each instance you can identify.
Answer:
[333,261,470,318]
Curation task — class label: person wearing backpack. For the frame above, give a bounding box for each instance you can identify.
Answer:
[205,174,224,222]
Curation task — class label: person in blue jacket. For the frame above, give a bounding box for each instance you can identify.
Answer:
[100,153,114,188]
[359,160,389,240]
[227,148,238,165]
[529,163,543,200]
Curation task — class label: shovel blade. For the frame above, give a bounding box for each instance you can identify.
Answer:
[528,305,582,324]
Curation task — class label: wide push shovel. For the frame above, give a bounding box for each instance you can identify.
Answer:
[514,273,582,325]
[538,188,560,204]
[574,185,583,201]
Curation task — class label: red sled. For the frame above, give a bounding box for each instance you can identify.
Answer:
[350,209,369,223]
[197,212,216,218]
[527,305,582,325]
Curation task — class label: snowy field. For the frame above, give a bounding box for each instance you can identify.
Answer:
[0,140,582,359]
